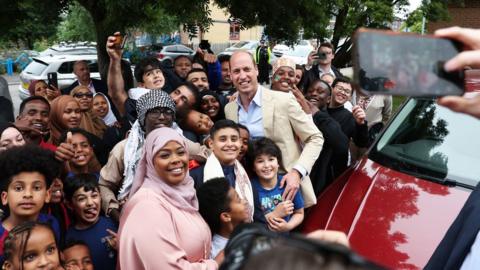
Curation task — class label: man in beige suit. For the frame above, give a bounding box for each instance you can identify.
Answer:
[225,51,324,207]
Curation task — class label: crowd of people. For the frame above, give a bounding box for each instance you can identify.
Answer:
[0,25,478,269]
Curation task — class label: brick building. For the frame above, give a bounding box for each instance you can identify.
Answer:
[428,0,480,33]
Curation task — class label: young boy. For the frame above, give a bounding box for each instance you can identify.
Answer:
[190,119,255,221]
[197,177,250,259]
[64,173,117,270]
[62,240,94,270]
[0,145,61,260]
[251,138,304,233]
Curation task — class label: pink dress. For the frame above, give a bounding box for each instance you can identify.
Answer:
[119,186,218,270]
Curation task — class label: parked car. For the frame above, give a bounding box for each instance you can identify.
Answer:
[39,42,97,56]
[281,46,314,65]
[149,44,195,68]
[219,40,259,56]
[272,44,290,58]
[303,97,480,269]
[272,40,314,59]
[18,54,100,100]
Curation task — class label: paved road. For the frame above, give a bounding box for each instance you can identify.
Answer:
[1,74,21,117]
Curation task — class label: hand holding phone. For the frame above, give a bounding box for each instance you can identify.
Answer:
[353,28,465,97]
[113,33,127,50]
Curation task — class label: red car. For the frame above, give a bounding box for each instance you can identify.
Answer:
[303,97,480,269]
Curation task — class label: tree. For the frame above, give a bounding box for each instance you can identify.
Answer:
[0,0,67,48]
[73,0,212,79]
[402,8,425,33]
[130,5,182,45]
[214,0,410,67]
[57,2,96,42]
[1,0,455,76]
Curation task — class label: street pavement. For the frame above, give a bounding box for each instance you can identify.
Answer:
[1,73,21,117]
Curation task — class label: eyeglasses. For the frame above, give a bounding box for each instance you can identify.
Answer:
[73,93,94,99]
[147,108,174,117]
[334,85,352,95]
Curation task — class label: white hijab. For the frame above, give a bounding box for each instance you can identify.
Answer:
[94,93,118,126]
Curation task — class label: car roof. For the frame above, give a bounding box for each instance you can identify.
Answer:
[31,54,98,64]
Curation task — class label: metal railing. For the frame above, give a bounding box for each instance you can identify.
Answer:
[0,53,32,75]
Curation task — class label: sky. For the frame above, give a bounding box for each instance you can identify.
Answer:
[397,0,423,18]
[408,0,423,13]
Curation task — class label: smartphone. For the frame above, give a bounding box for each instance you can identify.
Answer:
[47,72,58,89]
[317,47,327,61]
[114,33,127,49]
[353,28,464,96]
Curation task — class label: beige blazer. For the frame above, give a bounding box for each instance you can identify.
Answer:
[225,86,324,207]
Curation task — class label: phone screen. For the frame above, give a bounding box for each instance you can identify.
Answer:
[353,30,464,96]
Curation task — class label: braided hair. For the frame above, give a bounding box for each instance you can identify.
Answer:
[3,221,59,270]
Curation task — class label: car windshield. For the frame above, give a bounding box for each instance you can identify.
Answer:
[370,98,480,188]
[23,59,48,76]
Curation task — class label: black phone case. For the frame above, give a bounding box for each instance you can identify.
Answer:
[47,72,58,89]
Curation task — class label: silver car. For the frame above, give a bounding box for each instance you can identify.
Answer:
[18,54,101,100]
[153,45,195,68]
[219,40,259,56]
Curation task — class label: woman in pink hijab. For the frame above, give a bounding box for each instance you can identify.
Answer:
[118,127,220,269]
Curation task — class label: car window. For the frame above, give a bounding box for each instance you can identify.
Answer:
[176,45,192,53]
[370,98,480,188]
[23,60,48,76]
[87,60,99,73]
[164,46,177,53]
[57,61,75,74]
[57,60,98,74]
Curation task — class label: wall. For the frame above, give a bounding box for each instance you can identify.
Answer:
[427,0,480,33]
[181,3,263,48]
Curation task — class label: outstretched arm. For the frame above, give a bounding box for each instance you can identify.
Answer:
[106,32,128,116]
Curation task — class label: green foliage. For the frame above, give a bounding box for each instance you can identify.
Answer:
[0,0,453,77]
[32,39,51,52]
[403,0,464,34]
[141,5,179,36]
[0,0,67,49]
[57,2,96,42]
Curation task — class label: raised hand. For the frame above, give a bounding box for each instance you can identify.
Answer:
[352,105,366,125]
[55,131,74,162]
[106,32,123,61]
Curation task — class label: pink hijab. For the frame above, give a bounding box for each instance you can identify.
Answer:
[129,127,198,212]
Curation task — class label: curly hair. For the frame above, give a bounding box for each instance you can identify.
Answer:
[196,177,231,235]
[0,144,60,193]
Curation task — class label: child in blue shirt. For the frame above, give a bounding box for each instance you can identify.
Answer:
[64,173,117,270]
[250,138,304,233]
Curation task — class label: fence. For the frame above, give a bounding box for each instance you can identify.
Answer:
[0,53,32,75]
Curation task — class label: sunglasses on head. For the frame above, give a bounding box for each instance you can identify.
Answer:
[73,92,94,98]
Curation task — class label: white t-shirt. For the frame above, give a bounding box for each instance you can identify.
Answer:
[210,234,228,259]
